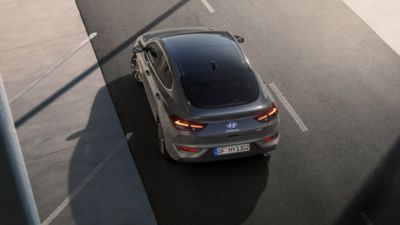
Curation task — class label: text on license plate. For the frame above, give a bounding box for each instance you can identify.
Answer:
[213,144,250,156]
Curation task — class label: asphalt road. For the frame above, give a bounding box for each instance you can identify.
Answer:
[75,0,400,224]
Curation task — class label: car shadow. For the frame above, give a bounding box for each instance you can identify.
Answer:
[106,73,270,225]
[333,138,400,225]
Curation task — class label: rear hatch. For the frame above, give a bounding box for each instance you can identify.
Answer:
[179,68,274,138]
[186,95,274,139]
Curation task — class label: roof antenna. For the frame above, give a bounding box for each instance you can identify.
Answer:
[210,60,218,71]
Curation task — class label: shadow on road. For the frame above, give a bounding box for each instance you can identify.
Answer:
[67,86,153,225]
[334,138,400,225]
[106,74,270,225]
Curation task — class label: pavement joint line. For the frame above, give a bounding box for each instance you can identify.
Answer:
[360,212,374,225]
[268,82,309,132]
[9,32,98,104]
[0,31,88,53]
[201,0,215,13]
[26,133,123,161]
[41,132,133,225]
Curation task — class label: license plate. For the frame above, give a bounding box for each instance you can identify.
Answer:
[213,144,250,156]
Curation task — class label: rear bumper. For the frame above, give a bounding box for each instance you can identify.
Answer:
[166,133,279,162]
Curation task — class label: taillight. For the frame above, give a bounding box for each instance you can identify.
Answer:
[169,115,206,131]
[176,145,200,153]
[255,102,278,122]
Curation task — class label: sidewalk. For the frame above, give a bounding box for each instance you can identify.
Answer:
[0,0,157,224]
[343,0,400,55]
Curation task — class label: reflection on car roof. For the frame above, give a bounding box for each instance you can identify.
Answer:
[162,33,248,76]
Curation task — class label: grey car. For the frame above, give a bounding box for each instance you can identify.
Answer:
[131,27,279,162]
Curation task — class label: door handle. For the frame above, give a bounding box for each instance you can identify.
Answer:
[145,70,150,76]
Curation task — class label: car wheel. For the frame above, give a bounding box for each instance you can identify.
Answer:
[131,54,142,84]
[157,123,171,160]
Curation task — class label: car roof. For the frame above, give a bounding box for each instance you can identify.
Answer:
[160,32,249,76]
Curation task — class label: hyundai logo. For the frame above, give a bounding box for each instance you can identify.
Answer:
[226,122,238,129]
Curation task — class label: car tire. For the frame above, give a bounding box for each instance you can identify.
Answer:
[131,54,142,84]
[157,123,172,160]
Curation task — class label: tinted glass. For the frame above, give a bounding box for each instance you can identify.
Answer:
[181,69,259,108]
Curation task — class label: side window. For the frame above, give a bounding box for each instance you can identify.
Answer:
[146,42,173,89]
[156,57,173,89]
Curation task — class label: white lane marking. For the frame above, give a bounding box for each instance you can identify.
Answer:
[268,83,309,132]
[41,133,131,225]
[360,212,374,225]
[201,0,215,13]
[10,32,97,104]
[125,132,133,140]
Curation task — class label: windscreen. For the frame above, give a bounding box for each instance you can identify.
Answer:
[181,69,260,108]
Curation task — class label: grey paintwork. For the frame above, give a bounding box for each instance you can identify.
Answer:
[131,28,279,161]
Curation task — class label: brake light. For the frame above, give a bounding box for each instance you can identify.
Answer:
[169,115,206,131]
[176,145,200,153]
[255,103,278,122]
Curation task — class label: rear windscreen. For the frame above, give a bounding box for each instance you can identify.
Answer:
[180,69,260,108]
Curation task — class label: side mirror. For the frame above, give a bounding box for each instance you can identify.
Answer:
[234,35,245,43]
[132,46,144,53]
